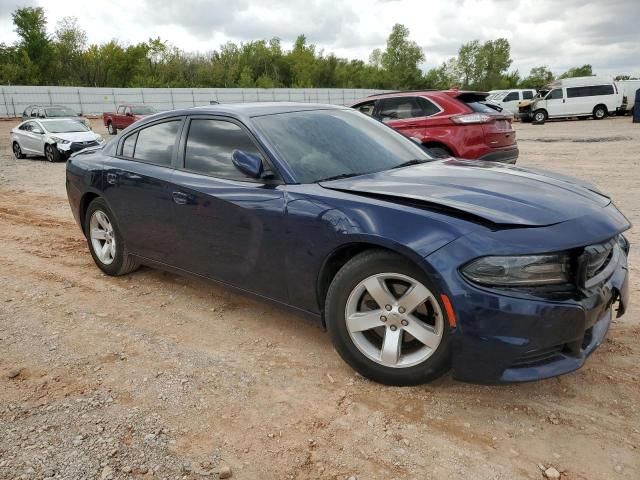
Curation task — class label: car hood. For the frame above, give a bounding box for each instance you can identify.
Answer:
[320,159,611,227]
[47,131,99,142]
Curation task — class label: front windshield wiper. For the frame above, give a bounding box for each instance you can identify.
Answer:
[391,159,430,169]
[316,172,365,183]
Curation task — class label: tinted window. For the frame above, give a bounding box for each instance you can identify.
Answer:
[547,89,563,100]
[122,133,137,157]
[133,121,180,166]
[378,97,423,120]
[19,122,32,131]
[523,91,534,100]
[417,97,441,116]
[184,119,262,179]
[253,109,432,183]
[466,101,502,113]
[503,92,519,102]
[566,85,615,98]
[354,101,376,116]
[45,107,77,117]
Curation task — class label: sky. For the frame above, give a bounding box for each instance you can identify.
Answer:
[0,0,638,77]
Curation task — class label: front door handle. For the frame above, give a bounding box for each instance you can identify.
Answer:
[172,191,189,205]
[106,173,118,185]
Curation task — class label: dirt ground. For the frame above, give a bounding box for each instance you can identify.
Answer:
[0,115,638,480]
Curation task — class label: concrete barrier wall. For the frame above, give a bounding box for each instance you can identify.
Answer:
[0,86,390,117]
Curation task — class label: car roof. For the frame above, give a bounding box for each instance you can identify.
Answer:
[351,90,489,106]
[142,102,349,122]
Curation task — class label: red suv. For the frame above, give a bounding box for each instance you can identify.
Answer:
[351,90,518,163]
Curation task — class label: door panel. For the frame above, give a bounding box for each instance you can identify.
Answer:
[168,170,287,301]
[102,158,177,262]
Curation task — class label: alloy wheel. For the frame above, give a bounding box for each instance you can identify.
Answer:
[45,146,54,162]
[345,273,444,368]
[13,143,22,158]
[90,210,116,265]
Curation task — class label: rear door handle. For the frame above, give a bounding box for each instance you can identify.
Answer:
[172,191,189,205]
[106,173,118,185]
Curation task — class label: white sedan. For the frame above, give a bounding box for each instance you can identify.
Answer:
[11,118,105,162]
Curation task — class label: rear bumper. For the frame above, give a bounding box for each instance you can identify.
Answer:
[477,146,519,164]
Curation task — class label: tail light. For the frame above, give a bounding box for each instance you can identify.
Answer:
[451,113,492,124]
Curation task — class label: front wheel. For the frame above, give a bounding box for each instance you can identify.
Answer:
[107,122,117,135]
[85,198,139,276]
[533,109,547,123]
[45,144,61,162]
[325,250,450,386]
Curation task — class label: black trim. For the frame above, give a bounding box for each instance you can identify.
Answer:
[477,147,519,164]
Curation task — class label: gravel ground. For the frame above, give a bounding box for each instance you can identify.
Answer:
[0,115,639,480]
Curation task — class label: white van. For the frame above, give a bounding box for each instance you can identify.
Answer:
[518,77,620,122]
[614,80,640,115]
[488,89,536,114]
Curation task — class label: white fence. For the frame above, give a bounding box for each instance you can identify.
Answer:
[0,86,390,117]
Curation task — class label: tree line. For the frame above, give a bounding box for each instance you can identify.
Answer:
[0,7,635,91]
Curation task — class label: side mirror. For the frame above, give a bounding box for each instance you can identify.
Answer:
[126,112,133,117]
[32,128,44,134]
[232,150,264,179]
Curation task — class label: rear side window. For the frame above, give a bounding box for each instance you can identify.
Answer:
[503,92,519,102]
[23,108,31,117]
[378,97,424,120]
[417,97,441,116]
[122,133,137,157]
[523,91,534,100]
[184,119,263,180]
[132,120,180,166]
[566,85,615,98]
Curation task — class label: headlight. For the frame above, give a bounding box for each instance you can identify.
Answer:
[462,253,570,286]
[51,136,70,144]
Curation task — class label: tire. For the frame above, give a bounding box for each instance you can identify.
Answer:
[45,144,61,163]
[325,250,451,386]
[107,122,117,135]
[593,105,607,120]
[533,109,547,123]
[426,146,451,159]
[12,142,25,159]
[84,198,139,276]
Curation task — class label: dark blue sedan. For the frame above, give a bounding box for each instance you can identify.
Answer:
[66,103,630,385]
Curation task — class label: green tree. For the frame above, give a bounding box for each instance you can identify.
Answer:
[381,24,425,89]
[559,64,593,79]
[519,66,554,89]
[12,6,52,83]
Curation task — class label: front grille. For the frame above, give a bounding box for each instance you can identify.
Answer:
[510,344,564,368]
[70,140,99,152]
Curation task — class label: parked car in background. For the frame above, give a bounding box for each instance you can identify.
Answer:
[11,118,104,162]
[351,90,518,163]
[519,77,620,122]
[22,104,91,129]
[103,104,157,135]
[614,80,640,115]
[487,89,536,115]
[66,103,630,385]
[487,89,508,101]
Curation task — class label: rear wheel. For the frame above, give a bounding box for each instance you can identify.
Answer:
[593,105,607,120]
[12,142,25,159]
[107,122,117,135]
[45,144,61,162]
[325,250,451,386]
[85,198,139,276]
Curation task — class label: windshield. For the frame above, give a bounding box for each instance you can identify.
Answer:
[45,107,78,117]
[131,106,156,115]
[535,90,549,99]
[253,109,432,183]
[43,120,89,133]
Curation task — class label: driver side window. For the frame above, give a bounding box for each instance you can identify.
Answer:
[378,97,423,121]
[548,89,563,100]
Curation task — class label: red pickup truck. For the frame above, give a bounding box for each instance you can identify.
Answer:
[103,104,157,135]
